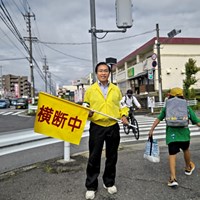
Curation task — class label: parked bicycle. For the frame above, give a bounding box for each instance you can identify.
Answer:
[123,106,139,140]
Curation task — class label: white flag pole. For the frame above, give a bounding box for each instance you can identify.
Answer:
[89,109,137,129]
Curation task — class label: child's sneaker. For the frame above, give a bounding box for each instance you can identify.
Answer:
[168,178,178,187]
[185,161,195,176]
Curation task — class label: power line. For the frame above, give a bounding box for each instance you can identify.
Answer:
[0,26,28,58]
[0,1,29,53]
[0,0,45,95]
[37,29,155,45]
[0,57,27,61]
[11,0,24,15]
[42,43,91,62]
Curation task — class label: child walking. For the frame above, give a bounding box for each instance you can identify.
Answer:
[148,87,200,187]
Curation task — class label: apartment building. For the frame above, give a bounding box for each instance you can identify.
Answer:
[114,37,200,100]
[2,74,31,98]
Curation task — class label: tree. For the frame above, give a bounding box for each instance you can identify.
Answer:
[183,58,200,98]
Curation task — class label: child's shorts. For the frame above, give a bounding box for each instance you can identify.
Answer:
[168,141,190,155]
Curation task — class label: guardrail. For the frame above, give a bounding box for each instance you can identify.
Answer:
[1,117,200,174]
[28,104,38,114]
[150,99,198,113]
[0,121,90,157]
[187,99,198,106]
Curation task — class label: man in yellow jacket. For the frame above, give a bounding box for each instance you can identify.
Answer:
[84,62,128,199]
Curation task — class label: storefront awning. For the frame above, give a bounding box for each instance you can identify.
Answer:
[132,71,147,79]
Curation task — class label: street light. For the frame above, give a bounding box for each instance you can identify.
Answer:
[167,29,181,38]
[89,0,133,83]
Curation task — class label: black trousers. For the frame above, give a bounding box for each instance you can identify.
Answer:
[85,122,120,191]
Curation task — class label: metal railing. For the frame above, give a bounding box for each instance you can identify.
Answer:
[28,104,38,114]
[150,99,198,113]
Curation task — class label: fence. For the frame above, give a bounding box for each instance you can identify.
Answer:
[150,99,198,113]
[28,104,38,114]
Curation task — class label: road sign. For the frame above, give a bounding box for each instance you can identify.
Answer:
[151,53,157,60]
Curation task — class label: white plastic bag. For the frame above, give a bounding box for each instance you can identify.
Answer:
[143,136,160,163]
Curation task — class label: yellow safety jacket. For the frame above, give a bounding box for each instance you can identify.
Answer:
[84,82,128,127]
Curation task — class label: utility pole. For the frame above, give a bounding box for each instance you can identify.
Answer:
[48,72,52,94]
[0,66,2,98]
[155,24,181,102]
[43,56,49,92]
[156,23,162,102]
[24,11,36,98]
[89,0,98,83]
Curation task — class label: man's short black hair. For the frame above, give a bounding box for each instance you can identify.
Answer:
[95,62,111,73]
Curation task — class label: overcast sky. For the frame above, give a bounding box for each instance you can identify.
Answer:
[0,0,200,92]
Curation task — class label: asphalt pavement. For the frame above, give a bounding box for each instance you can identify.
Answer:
[0,137,200,200]
[0,114,35,133]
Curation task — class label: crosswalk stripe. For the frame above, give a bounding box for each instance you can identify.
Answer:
[2,112,13,115]
[12,111,25,115]
[118,115,200,143]
[0,111,27,116]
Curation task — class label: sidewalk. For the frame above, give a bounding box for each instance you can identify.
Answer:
[0,138,200,200]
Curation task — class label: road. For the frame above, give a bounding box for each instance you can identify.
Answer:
[1,112,200,174]
[0,108,35,133]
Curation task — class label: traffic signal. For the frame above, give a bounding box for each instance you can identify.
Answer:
[148,70,153,80]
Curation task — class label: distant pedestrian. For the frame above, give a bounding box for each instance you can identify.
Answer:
[83,62,129,199]
[148,87,200,187]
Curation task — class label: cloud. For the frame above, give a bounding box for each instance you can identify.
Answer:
[0,0,200,93]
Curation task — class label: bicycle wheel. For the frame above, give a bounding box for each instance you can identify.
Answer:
[131,117,139,140]
[123,117,130,134]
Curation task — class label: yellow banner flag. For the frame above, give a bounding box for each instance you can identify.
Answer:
[34,92,89,145]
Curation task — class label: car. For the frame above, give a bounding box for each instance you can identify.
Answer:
[0,99,11,108]
[10,98,18,106]
[15,98,28,109]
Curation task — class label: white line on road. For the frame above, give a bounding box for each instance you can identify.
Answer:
[12,111,25,115]
[2,112,13,115]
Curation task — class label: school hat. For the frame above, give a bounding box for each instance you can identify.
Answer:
[169,87,183,96]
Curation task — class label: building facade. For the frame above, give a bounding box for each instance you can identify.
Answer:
[2,74,31,98]
[114,37,200,100]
